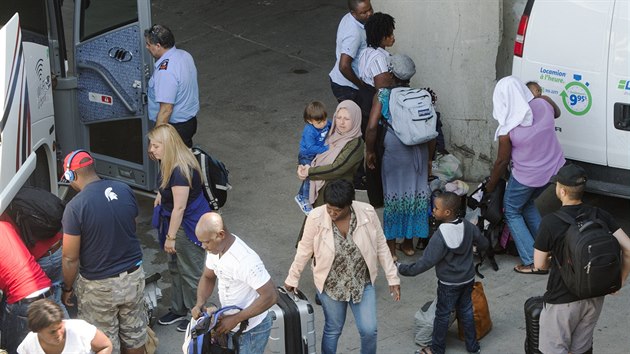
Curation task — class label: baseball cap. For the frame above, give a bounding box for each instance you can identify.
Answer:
[551,164,587,186]
[387,54,416,81]
[60,151,94,182]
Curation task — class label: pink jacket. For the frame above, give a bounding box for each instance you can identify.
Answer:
[285,201,400,293]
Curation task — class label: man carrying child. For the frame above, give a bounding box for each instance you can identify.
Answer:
[397,192,487,354]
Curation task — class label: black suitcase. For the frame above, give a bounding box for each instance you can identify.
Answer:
[268,287,316,354]
[524,296,544,354]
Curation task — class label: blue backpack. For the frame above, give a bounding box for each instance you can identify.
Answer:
[188,306,248,354]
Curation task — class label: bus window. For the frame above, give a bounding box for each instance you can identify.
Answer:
[0,2,48,45]
[80,0,137,41]
[88,119,143,165]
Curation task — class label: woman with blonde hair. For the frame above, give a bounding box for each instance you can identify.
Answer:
[18,299,112,354]
[148,124,211,332]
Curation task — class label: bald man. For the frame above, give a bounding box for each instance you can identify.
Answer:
[192,212,277,353]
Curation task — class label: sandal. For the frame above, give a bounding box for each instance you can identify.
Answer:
[396,242,415,257]
[514,264,548,275]
[414,347,433,354]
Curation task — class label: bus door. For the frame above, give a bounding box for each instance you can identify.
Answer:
[72,0,155,190]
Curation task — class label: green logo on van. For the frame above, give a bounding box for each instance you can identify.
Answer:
[560,76,592,116]
[619,80,630,90]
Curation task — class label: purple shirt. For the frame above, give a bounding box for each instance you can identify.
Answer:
[509,98,565,187]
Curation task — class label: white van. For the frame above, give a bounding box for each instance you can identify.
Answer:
[512,0,630,199]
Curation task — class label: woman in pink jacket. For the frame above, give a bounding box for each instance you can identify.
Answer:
[285,179,400,354]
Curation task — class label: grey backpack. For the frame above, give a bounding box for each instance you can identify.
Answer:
[388,87,438,145]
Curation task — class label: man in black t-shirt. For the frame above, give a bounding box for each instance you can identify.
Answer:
[533,164,630,354]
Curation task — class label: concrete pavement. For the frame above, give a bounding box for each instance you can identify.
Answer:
[126,0,630,353]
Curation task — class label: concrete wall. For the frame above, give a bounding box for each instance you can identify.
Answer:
[496,0,527,78]
[373,0,524,181]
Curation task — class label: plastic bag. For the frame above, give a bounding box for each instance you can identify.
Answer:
[414,299,458,347]
[432,153,463,182]
[414,300,437,347]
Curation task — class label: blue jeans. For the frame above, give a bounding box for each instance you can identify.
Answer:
[433,280,479,354]
[37,247,69,318]
[503,174,547,266]
[229,312,273,354]
[1,299,29,353]
[330,79,358,103]
[298,154,315,201]
[319,284,377,354]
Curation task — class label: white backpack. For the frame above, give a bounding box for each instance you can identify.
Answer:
[388,87,438,145]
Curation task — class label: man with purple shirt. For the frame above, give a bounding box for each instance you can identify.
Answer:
[486,76,565,274]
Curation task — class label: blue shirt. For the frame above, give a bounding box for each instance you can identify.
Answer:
[148,46,199,123]
[158,166,203,211]
[62,180,142,280]
[329,12,367,89]
[299,120,331,158]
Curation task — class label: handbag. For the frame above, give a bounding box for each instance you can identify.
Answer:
[457,281,492,341]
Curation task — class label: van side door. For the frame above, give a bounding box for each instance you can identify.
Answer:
[73,0,155,190]
[607,0,630,170]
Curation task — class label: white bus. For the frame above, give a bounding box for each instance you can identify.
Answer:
[1,0,156,212]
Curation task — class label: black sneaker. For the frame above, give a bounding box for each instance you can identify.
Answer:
[158,311,186,325]
[176,319,190,332]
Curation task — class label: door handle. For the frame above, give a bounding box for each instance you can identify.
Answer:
[614,103,630,131]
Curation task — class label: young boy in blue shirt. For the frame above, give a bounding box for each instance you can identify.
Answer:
[295,101,330,214]
[397,192,488,354]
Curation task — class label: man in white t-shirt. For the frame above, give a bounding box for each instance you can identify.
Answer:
[329,0,374,103]
[192,212,277,354]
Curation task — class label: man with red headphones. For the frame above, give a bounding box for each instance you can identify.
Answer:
[60,150,147,354]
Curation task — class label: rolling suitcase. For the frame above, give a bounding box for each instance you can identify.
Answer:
[524,296,544,354]
[268,287,316,354]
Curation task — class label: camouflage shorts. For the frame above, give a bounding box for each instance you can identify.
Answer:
[77,265,147,351]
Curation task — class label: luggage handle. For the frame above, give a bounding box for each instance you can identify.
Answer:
[278,286,307,302]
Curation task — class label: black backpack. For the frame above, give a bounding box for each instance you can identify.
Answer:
[7,186,65,247]
[192,146,231,210]
[554,207,622,299]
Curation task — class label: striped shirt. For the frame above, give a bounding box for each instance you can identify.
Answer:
[358,47,390,87]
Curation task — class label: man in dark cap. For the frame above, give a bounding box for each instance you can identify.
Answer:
[533,164,630,354]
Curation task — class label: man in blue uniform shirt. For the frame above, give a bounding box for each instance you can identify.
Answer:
[145,24,200,147]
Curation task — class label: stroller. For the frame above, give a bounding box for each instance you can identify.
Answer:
[466,177,507,277]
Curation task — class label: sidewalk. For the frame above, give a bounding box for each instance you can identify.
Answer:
[137,1,630,353]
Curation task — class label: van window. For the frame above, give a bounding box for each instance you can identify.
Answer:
[525,1,613,72]
[80,0,137,41]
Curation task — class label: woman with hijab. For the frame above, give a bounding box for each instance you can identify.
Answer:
[486,76,565,274]
[297,100,365,208]
[148,124,211,332]
[365,54,434,260]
